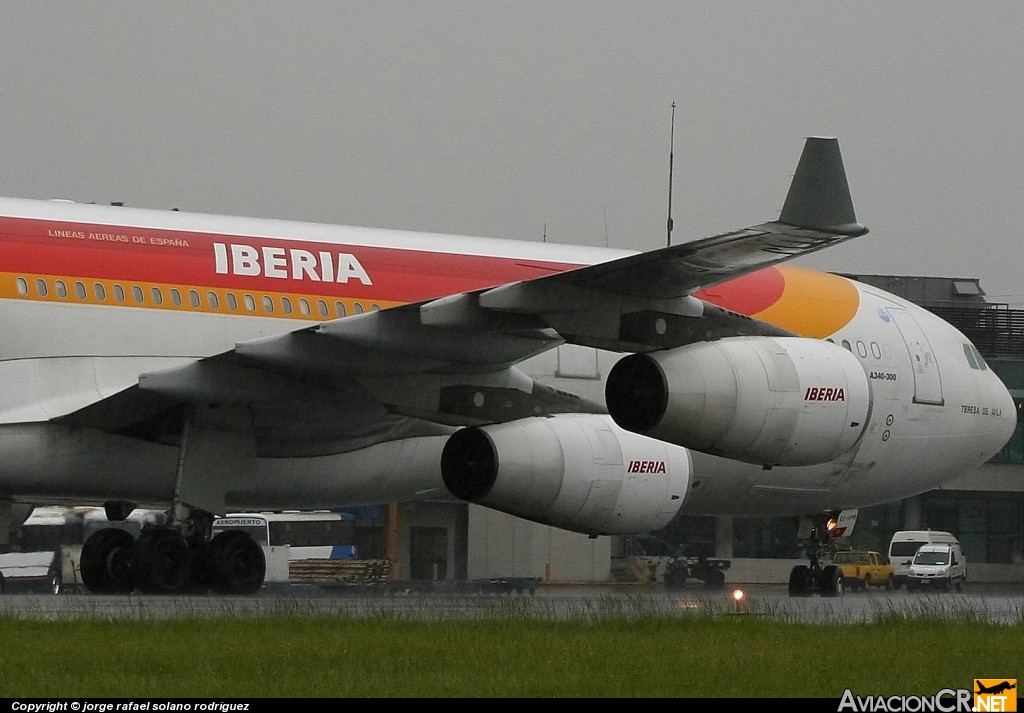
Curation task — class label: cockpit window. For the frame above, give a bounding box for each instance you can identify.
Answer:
[972,345,989,371]
[963,343,979,370]
[962,343,989,371]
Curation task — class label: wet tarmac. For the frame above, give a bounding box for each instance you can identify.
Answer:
[1,582,1023,623]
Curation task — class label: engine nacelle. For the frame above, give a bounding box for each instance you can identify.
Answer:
[440,413,690,536]
[605,337,871,467]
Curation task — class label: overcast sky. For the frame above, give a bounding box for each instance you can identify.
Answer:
[2,2,1023,305]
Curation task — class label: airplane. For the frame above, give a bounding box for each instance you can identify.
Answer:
[976,681,1017,695]
[0,137,1014,596]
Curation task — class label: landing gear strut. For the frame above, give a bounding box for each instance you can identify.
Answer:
[788,513,845,598]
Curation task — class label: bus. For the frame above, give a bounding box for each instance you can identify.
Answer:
[211,511,358,561]
[1,506,167,594]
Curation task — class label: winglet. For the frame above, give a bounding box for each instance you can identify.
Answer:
[779,137,867,236]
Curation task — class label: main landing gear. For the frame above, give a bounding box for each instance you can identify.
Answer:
[79,504,265,595]
[787,513,845,598]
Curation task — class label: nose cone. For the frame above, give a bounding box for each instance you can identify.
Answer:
[984,371,1018,458]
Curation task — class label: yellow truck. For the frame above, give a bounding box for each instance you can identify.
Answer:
[832,550,894,591]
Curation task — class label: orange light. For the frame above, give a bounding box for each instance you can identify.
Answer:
[731,588,747,615]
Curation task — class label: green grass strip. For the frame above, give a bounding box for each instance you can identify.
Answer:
[1,612,1020,697]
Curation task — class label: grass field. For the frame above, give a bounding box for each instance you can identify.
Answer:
[1,598,1021,698]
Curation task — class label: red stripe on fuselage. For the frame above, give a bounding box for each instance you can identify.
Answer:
[0,217,585,302]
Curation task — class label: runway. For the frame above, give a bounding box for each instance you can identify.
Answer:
[2,583,1023,623]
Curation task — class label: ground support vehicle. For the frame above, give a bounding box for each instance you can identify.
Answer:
[888,530,959,589]
[663,554,730,588]
[832,550,894,591]
[906,543,966,592]
[0,550,64,594]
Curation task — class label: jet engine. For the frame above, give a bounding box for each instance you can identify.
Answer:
[605,337,871,467]
[440,413,690,536]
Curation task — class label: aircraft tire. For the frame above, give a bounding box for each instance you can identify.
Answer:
[132,528,192,594]
[788,564,812,597]
[185,540,211,594]
[820,565,844,597]
[80,528,135,594]
[704,569,726,588]
[207,530,266,595]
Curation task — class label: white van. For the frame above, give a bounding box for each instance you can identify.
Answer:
[906,542,966,592]
[887,530,959,589]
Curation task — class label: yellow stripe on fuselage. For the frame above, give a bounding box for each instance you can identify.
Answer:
[0,272,402,320]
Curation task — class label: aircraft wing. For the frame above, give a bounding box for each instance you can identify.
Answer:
[519,136,866,302]
[421,136,866,352]
[58,137,867,458]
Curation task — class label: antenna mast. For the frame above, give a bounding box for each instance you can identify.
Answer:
[667,101,676,247]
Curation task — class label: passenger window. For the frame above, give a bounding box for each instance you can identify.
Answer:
[94,283,106,301]
[336,301,347,318]
[226,293,238,311]
[189,290,200,308]
[244,294,256,312]
[15,277,28,296]
[317,300,328,317]
[55,280,68,298]
[262,295,274,313]
[299,298,311,316]
[113,284,125,302]
[353,302,364,315]
[870,342,881,360]
[856,341,868,358]
[151,287,163,305]
[281,296,293,315]
[74,281,86,299]
[208,292,219,309]
[132,285,144,304]
[170,288,182,306]
[841,339,852,352]
[35,278,48,297]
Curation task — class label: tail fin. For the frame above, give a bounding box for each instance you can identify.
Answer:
[779,137,867,236]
